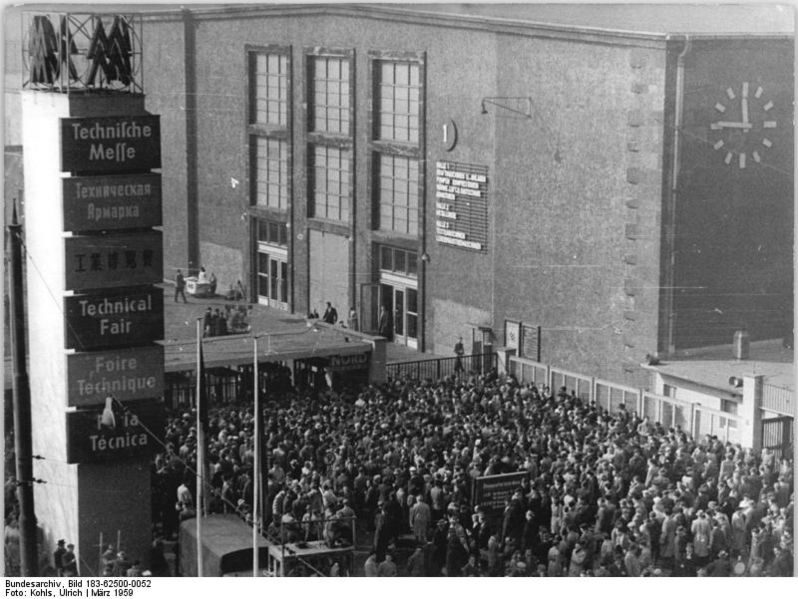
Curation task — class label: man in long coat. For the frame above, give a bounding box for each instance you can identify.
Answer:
[410,494,432,542]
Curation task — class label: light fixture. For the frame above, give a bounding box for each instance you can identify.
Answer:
[421,252,430,263]
[479,97,533,119]
[728,376,744,388]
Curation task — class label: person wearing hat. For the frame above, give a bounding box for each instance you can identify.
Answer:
[53,539,66,576]
[62,543,78,577]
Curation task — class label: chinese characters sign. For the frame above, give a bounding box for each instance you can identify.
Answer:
[435,161,488,252]
[64,231,163,290]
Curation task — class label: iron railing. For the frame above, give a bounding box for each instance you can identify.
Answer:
[386,353,497,381]
[761,383,795,417]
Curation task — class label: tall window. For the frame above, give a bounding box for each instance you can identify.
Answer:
[378,154,418,235]
[307,50,353,223]
[310,56,350,134]
[310,145,350,221]
[377,61,420,143]
[249,47,291,212]
[372,55,424,236]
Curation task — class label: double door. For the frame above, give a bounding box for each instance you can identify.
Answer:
[257,246,288,310]
[380,280,418,349]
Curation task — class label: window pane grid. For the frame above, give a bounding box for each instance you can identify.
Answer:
[255,137,288,210]
[311,56,351,134]
[254,53,288,126]
[311,145,350,222]
[378,154,418,235]
[377,61,420,143]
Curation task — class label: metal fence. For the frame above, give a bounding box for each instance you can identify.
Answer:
[386,353,497,381]
[509,355,745,445]
[596,379,641,414]
[762,383,795,417]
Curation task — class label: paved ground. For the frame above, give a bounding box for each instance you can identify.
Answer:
[161,284,445,365]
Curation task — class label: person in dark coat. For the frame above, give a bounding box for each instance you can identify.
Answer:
[378,305,393,341]
[62,544,78,577]
[174,270,188,303]
[53,539,66,576]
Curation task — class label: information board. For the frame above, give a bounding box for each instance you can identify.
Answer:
[61,115,161,173]
[64,231,163,291]
[66,346,164,407]
[64,287,164,350]
[62,173,162,232]
[435,161,489,252]
[471,471,529,510]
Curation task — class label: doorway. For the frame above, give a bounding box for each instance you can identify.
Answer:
[379,280,418,349]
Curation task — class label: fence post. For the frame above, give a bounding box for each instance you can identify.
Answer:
[546,366,552,390]
[637,389,643,417]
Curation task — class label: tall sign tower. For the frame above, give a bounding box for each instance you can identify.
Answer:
[21,12,164,572]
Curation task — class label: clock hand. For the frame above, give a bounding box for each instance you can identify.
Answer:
[710,121,753,130]
[742,98,749,126]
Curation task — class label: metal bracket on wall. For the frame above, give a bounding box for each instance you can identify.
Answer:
[480,97,533,119]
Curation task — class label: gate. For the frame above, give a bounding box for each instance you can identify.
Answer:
[761,416,794,459]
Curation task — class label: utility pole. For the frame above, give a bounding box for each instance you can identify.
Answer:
[7,201,38,575]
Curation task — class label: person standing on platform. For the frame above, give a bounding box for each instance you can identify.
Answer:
[209,273,218,296]
[454,337,465,373]
[174,269,188,303]
[347,307,359,331]
[378,305,393,341]
[323,302,338,325]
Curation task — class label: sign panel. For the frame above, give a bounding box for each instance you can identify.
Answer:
[435,161,489,252]
[64,231,163,291]
[61,115,161,173]
[328,352,371,372]
[471,471,529,510]
[66,346,164,408]
[505,320,521,350]
[64,287,164,350]
[62,173,162,231]
[66,399,165,464]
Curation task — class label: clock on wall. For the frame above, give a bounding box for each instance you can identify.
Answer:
[709,82,777,169]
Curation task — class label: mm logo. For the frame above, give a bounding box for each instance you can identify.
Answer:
[26,13,139,91]
[28,15,77,85]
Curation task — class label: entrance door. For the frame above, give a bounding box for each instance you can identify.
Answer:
[257,248,288,310]
[379,282,417,348]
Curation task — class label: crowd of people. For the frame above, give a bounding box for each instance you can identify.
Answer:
[152,367,794,577]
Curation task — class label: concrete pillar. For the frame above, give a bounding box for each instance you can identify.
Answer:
[23,91,156,573]
[369,337,387,383]
[741,375,764,450]
[495,346,516,377]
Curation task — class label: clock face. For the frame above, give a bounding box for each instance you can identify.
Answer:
[709,82,777,169]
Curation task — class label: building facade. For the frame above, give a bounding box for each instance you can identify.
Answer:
[6,4,794,388]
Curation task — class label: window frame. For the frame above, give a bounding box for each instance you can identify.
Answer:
[247,45,293,213]
[368,51,426,237]
[305,47,355,225]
